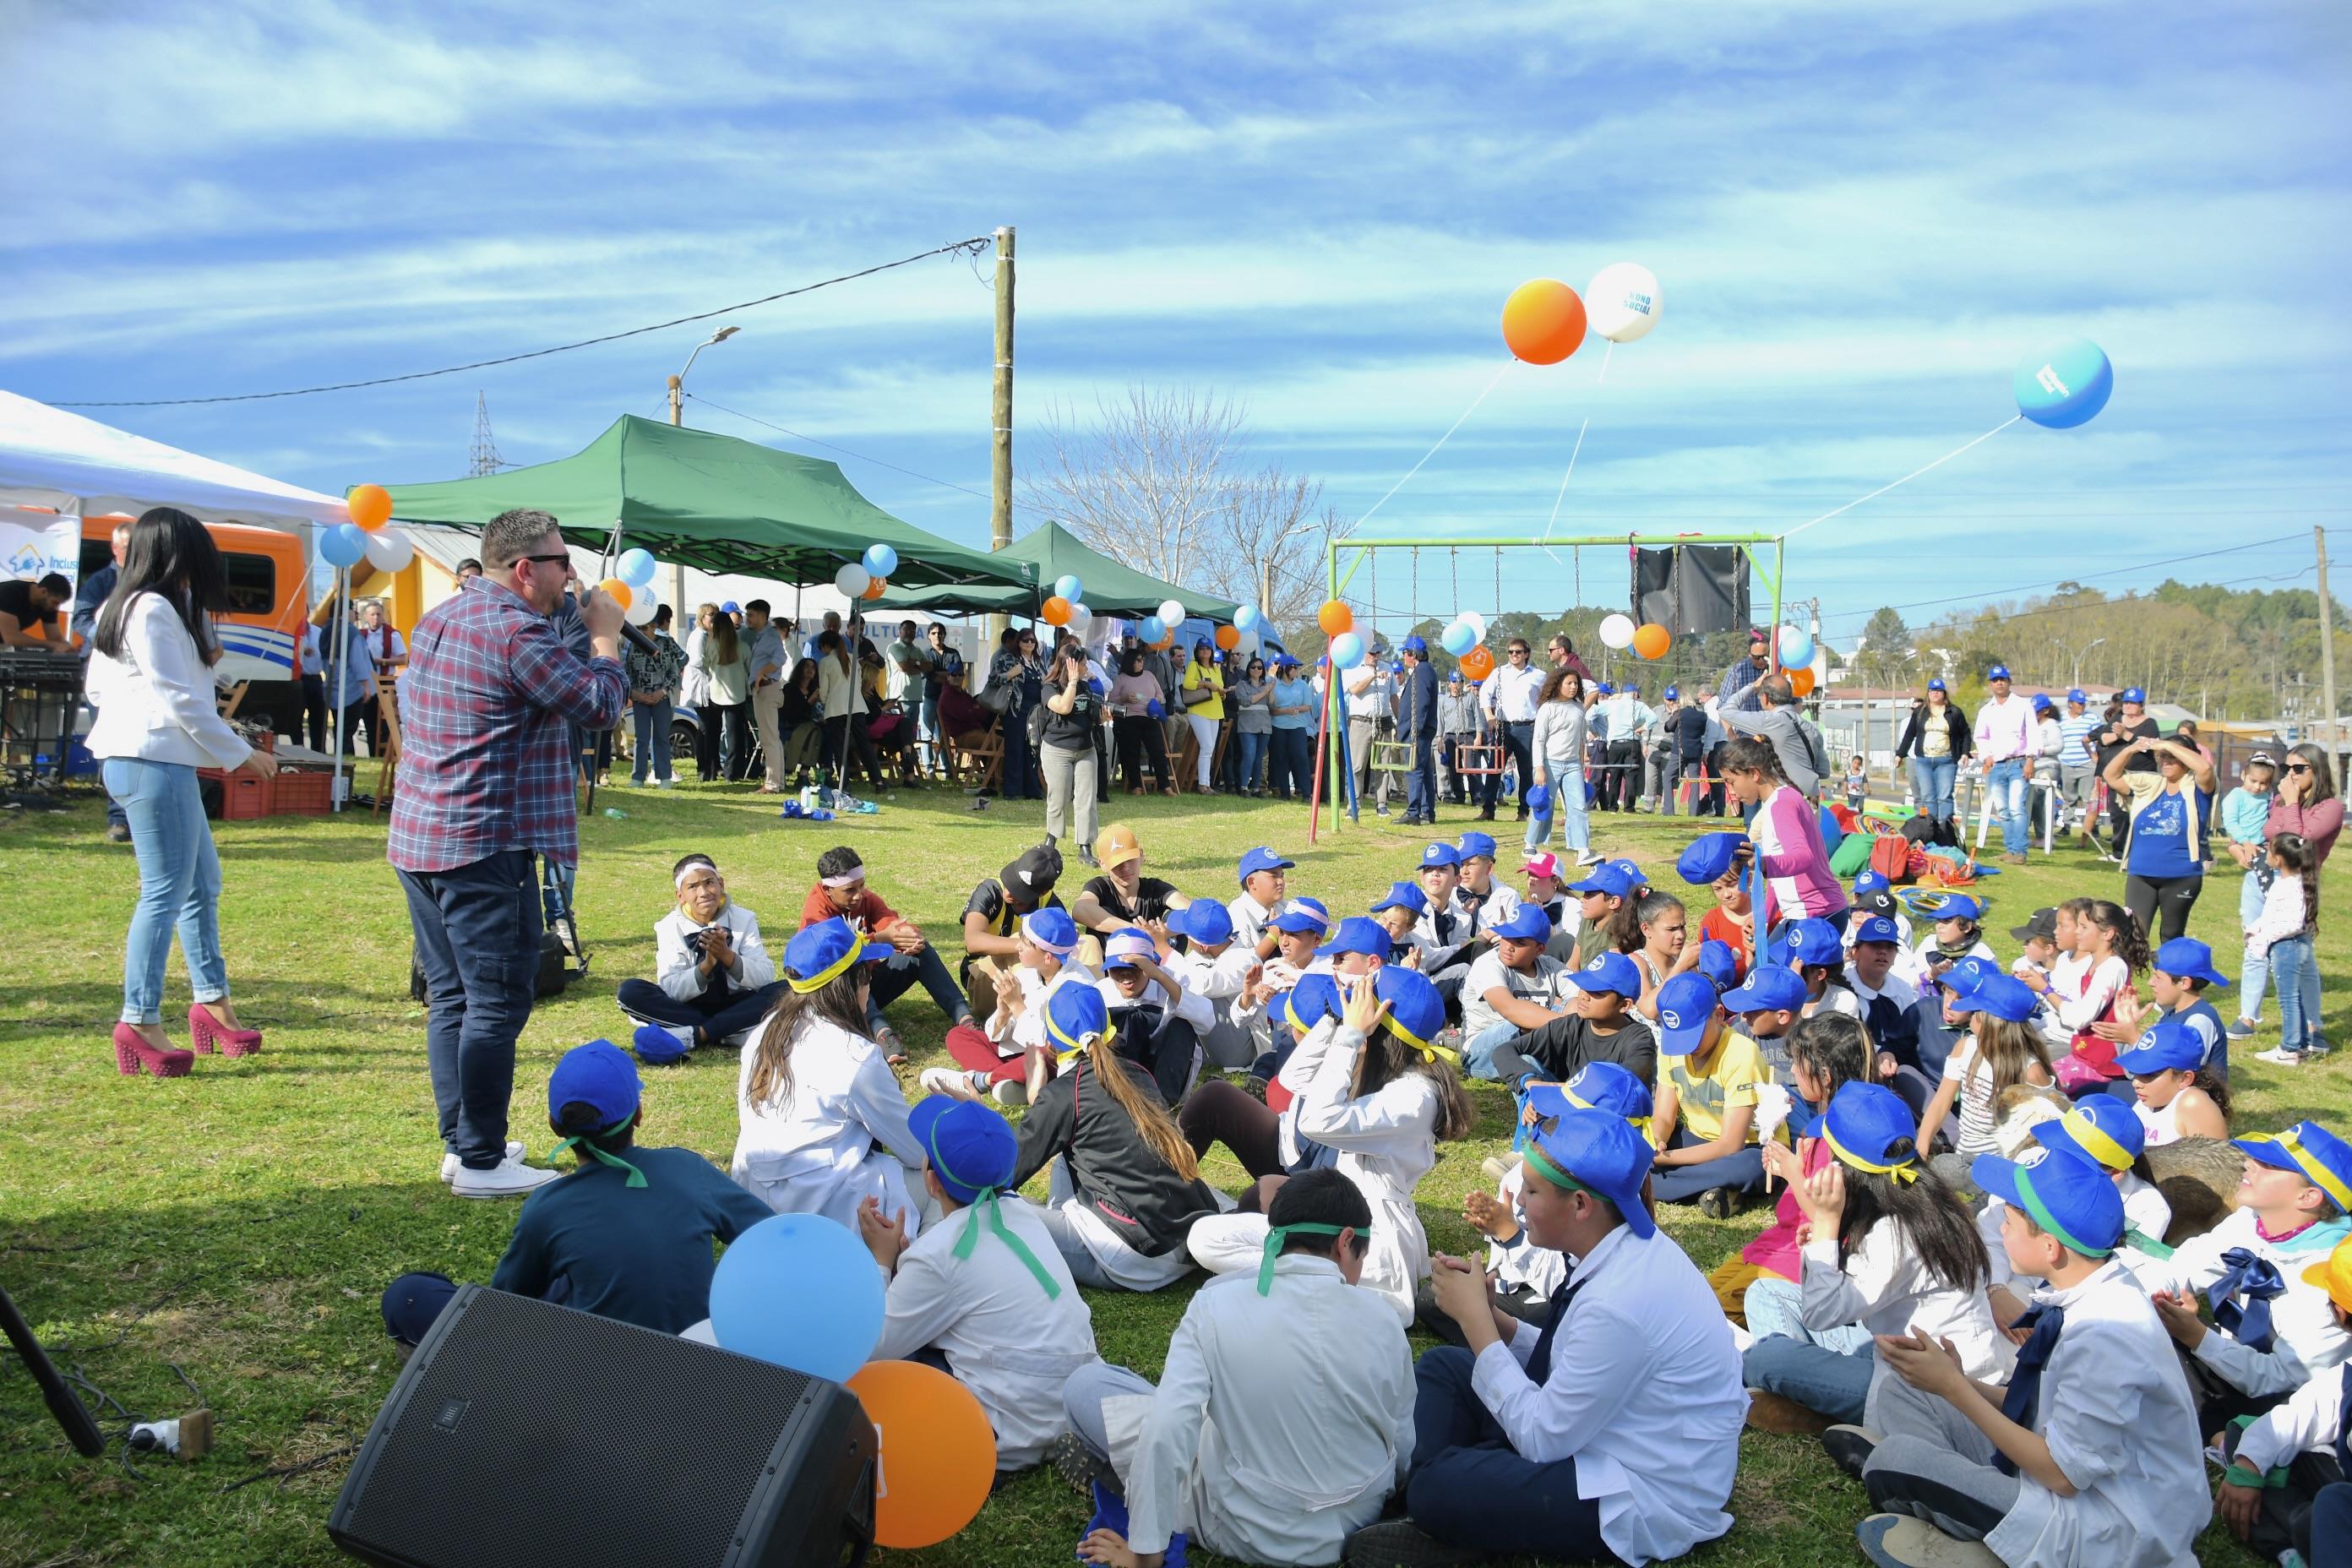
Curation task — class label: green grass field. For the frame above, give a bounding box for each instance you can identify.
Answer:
[5,779,2346,1567]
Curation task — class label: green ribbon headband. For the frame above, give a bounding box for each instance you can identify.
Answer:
[1257,1222,1348,1294]
[549,1114,646,1189]
[928,1120,1060,1298]
[2013,1162,2113,1260]
[1523,1144,1594,1199]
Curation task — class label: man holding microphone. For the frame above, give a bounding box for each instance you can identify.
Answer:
[389,509,628,1198]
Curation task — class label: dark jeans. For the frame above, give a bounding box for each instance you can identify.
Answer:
[867,945,975,1031]
[1402,732,1435,819]
[1233,729,1268,792]
[300,672,331,754]
[2124,871,2202,945]
[615,975,787,1044]
[339,698,375,756]
[1000,711,1042,798]
[1602,738,1642,811]
[1480,721,1535,813]
[692,703,722,780]
[1271,727,1312,798]
[1407,1348,1616,1560]
[396,849,541,1168]
[828,713,883,790]
[1113,715,1172,792]
[381,1270,569,1348]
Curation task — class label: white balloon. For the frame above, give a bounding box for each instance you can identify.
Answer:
[1458,612,1487,644]
[1598,612,1637,650]
[1157,598,1185,629]
[626,593,659,625]
[1586,263,1663,345]
[362,530,414,574]
[834,563,870,597]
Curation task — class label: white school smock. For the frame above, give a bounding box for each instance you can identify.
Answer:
[1799,1220,2013,1382]
[652,902,776,1003]
[986,960,1101,1056]
[1273,1014,1340,1169]
[2235,1358,2351,1474]
[1166,943,1254,1061]
[2136,1208,2352,1398]
[1459,879,1523,935]
[731,1018,928,1236]
[868,1195,1098,1469]
[1112,1255,1415,1565]
[1471,1224,1744,1565]
[1225,890,1282,954]
[1981,1260,2209,1568]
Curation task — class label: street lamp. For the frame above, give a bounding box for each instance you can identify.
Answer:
[668,326,740,425]
[2060,635,2106,690]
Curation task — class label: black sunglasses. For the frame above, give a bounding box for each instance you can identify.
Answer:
[2288,763,2314,774]
[516,553,570,566]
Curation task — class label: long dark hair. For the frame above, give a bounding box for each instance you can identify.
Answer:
[2077,898,2152,973]
[1351,1018,1473,1140]
[1837,1145,1988,1295]
[2271,831,2321,931]
[2288,743,2339,805]
[1608,889,1683,956]
[743,969,870,1109]
[92,507,224,663]
[1788,1012,1870,1101]
[1539,666,1584,705]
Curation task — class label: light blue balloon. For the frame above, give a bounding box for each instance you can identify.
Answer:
[1778,626,1814,669]
[616,547,657,588]
[1234,604,1261,632]
[708,1214,883,1381]
[1330,631,1365,669]
[319,522,368,569]
[1440,620,1477,656]
[1141,615,1166,643]
[2013,337,2113,430]
[1054,574,1085,602]
[863,543,899,578]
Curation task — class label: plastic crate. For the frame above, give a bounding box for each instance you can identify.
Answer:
[272,770,332,816]
[219,773,270,820]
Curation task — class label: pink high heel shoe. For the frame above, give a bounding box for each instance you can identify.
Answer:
[188,1004,262,1058]
[113,1024,194,1078]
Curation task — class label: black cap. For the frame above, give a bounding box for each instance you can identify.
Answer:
[2008,906,2058,942]
[1003,840,1063,897]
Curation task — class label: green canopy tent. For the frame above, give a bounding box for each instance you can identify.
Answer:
[872,520,1235,623]
[379,415,1037,591]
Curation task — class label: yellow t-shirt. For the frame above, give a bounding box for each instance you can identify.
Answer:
[1182,662,1225,721]
[1666,1027,1771,1145]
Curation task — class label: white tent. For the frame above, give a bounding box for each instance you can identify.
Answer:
[0,389,346,531]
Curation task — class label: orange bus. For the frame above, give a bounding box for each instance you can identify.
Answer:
[79,514,310,683]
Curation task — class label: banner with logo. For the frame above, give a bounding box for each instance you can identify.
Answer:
[0,504,80,601]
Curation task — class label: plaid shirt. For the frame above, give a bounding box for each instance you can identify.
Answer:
[388,579,627,872]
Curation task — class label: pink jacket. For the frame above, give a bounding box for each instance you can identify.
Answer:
[1755,785,1849,923]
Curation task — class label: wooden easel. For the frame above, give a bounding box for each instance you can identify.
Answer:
[370,678,401,819]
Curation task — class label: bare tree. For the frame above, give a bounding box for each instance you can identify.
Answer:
[1021,384,1345,632]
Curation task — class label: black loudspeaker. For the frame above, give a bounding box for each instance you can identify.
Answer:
[329,1287,874,1568]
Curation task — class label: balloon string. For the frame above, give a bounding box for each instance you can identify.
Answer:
[1354,361,1514,531]
[1539,341,1612,553]
[1780,416,2023,540]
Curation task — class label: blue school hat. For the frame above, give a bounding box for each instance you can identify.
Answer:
[2032,1096,2146,1173]
[2153,937,2231,988]
[1973,1148,2124,1258]
[1655,972,1724,1056]
[1608,858,1647,889]
[1675,831,1749,886]
[1418,841,1462,870]
[1101,928,1157,971]
[1369,881,1427,917]
[1044,982,1112,1060]
[1568,863,1634,899]
[1371,966,1451,1063]
[908,1096,1019,1205]
[1487,905,1552,943]
[1269,896,1332,934]
[783,917,895,990]
[1180,900,1235,946]
[2031,694,2053,713]
[2066,688,2087,705]
[1596,680,1614,694]
[1694,938,1740,989]
[1456,830,1499,863]
[1284,972,1341,1033]
[1527,1059,1654,1128]
[2123,686,2146,705]
[1925,893,1984,923]
[1950,973,2039,1022]
[1819,1082,1921,1182]
[1663,686,1680,701]
[629,1023,692,1066]
[547,1038,641,1127]
[1567,950,1642,1000]
[1237,846,1294,885]
[1926,678,1946,693]
[1316,916,1391,961]
[2114,1014,2205,1075]
[721,600,741,614]
[1781,917,1844,968]
[1854,869,1892,895]
[1402,634,1427,654]
[1851,912,1904,946]
[1525,1109,1656,1239]
[1720,963,1808,1015]
[2235,1123,2352,1214]
[1988,664,2012,682]
[1021,906,1082,955]
[1523,782,1553,814]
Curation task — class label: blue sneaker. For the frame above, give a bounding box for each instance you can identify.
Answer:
[2225,1016,2257,1040]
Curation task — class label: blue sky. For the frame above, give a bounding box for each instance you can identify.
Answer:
[5,0,2348,644]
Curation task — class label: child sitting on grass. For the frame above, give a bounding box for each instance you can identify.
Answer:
[1918,975,2055,1159]
[2214,1235,2352,1565]
[1979,1096,2174,1331]
[925,906,1097,1108]
[1650,970,1775,1218]
[2111,1013,2230,1145]
[1712,1013,1870,1334]
[615,853,787,1051]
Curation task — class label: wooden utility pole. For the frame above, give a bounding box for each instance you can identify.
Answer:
[667,375,688,623]
[987,226,1015,652]
[2319,525,2338,759]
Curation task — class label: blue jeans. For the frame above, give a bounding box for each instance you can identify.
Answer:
[2272,933,2319,1054]
[1402,732,1435,819]
[1984,757,2027,854]
[1462,1021,1522,1081]
[396,849,542,1168]
[868,945,977,1031]
[1405,1347,1612,1559]
[1271,727,1311,797]
[1908,754,1957,825]
[103,757,229,1025]
[1652,1124,1767,1205]
[1744,1332,1880,1424]
[629,698,673,783]
[1233,728,1268,793]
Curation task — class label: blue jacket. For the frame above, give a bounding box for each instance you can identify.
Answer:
[1396,659,1439,740]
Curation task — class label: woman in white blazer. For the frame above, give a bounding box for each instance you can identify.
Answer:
[85,508,278,1078]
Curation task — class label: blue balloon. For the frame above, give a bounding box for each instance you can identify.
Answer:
[1234,604,1261,632]
[1778,626,1814,669]
[319,522,368,569]
[1440,620,1477,656]
[616,547,656,588]
[863,543,899,578]
[707,1214,883,1381]
[1330,631,1365,669]
[2013,337,2113,429]
[1141,615,1166,643]
[1054,574,1085,602]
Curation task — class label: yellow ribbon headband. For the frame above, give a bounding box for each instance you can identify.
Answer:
[787,937,871,994]
[2248,1130,2352,1213]
[1822,1124,1919,1184]
[2054,1108,2134,1173]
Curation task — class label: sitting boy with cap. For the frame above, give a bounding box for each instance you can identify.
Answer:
[859,1095,1099,1473]
[1228,846,1297,961]
[381,1039,775,1352]
[1359,1108,1742,1566]
[1098,925,1213,1102]
[1652,970,1780,1217]
[1484,950,1658,1095]
[1452,830,1523,930]
[2215,1234,2352,1565]
[926,906,1097,1108]
[960,840,1068,1020]
[616,853,790,1053]
[1459,905,1571,1081]
[1162,901,1258,1071]
[800,845,976,1062]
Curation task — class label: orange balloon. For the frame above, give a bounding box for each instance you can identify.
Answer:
[862,577,887,601]
[1214,623,1240,651]
[1500,279,1587,366]
[1317,600,1353,636]
[1631,623,1670,660]
[1459,645,1496,681]
[1790,666,1817,696]
[1041,595,1073,626]
[1153,633,1175,650]
[346,483,393,531]
[847,1361,996,1549]
[596,577,633,612]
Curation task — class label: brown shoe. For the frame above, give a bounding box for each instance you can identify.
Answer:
[1745,1389,1833,1436]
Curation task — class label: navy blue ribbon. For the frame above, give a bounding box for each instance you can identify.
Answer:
[1994,1304,2065,1477]
[2208,1249,2285,1353]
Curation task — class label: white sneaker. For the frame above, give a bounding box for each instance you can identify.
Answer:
[1574,850,1603,868]
[992,1079,1030,1108]
[450,1148,560,1197]
[441,1141,525,1183]
[918,1066,985,1102]
[2255,1047,2306,1067]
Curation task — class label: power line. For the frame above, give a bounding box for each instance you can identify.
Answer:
[42,237,994,408]
[1817,533,2311,629]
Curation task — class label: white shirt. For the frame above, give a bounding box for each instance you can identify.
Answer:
[988,959,1101,1056]
[868,1195,1098,1469]
[1471,1224,1744,1565]
[1461,950,1565,1040]
[1121,1256,1414,1562]
[731,1017,928,1238]
[1413,889,1481,967]
[1481,662,1546,724]
[1485,1163,1568,1297]
[1226,890,1282,953]
[652,901,776,1004]
[1800,1221,2013,1381]
[1980,1260,2210,1568]
[1974,692,2036,763]
[1458,879,1523,935]
[1290,1022,1443,1323]
[2137,1209,2352,1397]
[1343,665,1391,721]
[84,593,252,770]
[2236,1357,2351,1474]
[1165,943,1254,1063]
